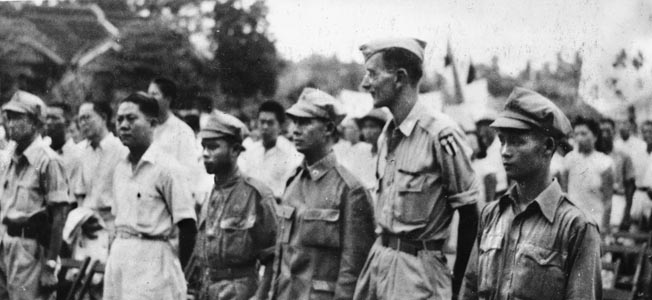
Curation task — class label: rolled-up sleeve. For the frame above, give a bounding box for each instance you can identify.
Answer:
[437,128,478,208]
[162,167,197,223]
[43,157,72,204]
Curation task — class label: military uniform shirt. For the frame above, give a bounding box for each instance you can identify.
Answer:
[459,180,602,300]
[197,169,277,269]
[0,136,70,222]
[113,146,196,237]
[376,99,478,240]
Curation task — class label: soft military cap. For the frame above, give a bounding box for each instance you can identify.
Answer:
[359,37,427,62]
[490,87,571,138]
[2,90,46,120]
[199,111,249,143]
[286,88,346,125]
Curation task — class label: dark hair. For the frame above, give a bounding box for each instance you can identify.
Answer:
[258,100,285,124]
[573,116,600,138]
[381,47,423,85]
[599,118,616,129]
[82,100,113,127]
[48,102,72,123]
[151,77,177,101]
[120,92,160,119]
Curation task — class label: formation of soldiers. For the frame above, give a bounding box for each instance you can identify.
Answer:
[0,36,648,300]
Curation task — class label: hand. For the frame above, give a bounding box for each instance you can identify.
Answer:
[39,264,58,293]
[81,217,103,239]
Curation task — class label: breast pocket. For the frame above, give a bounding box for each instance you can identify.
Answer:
[394,170,437,224]
[478,234,503,297]
[512,243,566,300]
[276,205,295,244]
[298,208,340,249]
[14,182,42,215]
[218,215,255,265]
[136,191,164,227]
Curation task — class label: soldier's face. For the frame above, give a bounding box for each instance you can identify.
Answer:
[290,117,330,154]
[201,138,237,174]
[3,111,37,144]
[362,53,399,109]
[497,128,550,181]
[116,102,154,149]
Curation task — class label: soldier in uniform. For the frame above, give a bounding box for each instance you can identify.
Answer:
[459,88,602,300]
[270,88,375,300]
[353,38,480,300]
[195,111,277,300]
[104,92,197,300]
[0,91,72,300]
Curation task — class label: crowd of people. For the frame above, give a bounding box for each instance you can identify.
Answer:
[0,36,648,300]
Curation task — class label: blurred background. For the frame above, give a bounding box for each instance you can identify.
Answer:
[0,0,650,125]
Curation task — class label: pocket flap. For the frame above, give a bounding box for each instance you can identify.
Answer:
[519,244,565,267]
[219,215,255,230]
[303,209,340,222]
[311,279,336,292]
[276,205,296,219]
[479,234,503,252]
[397,170,426,192]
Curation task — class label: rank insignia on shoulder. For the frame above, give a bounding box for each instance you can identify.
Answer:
[439,133,458,156]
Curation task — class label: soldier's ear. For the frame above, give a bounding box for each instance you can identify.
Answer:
[543,136,556,156]
[395,68,409,87]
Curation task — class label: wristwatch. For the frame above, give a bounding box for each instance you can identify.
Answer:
[45,259,57,270]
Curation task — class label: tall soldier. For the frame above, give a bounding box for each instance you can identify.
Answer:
[270,88,375,300]
[104,92,197,300]
[0,91,72,299]
[196,112,277,300]
[459,88,602,300]
[353,38,479,300]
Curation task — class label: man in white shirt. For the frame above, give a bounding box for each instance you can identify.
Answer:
[148,77,208,200]
[45,102,82,183]
[634,120,652,229]
[238,100,302,199]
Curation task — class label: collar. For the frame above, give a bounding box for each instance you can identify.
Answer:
[125,144,160,169]
[214,167,242,189]
[499,179,563,223]
[392,99,427,137]
[302,151,337,181]
[14,135,44,166]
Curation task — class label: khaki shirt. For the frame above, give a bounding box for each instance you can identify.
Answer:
[0,136,70,222]
[197,169,277,269]
[113,146,196,237]
[376,99,478,240]
[272,153,375,300]
[459,180,602,300]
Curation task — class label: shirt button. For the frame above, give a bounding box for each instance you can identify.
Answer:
[312,170,318,175]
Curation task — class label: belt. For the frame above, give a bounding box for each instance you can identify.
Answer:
[380,234,444,256]
[208,264,257,281]
[5,222,39,239]
[115,229,169,241]
[637,187,649,192]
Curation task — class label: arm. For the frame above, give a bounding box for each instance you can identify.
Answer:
[483,173,497,203]
[458,240,480,300]
[454,203,479,297]
[621,178,635,230]
[600,168,614,234]
[564,223,602,300]
[253,193,278,300]
[333,187,375,300]
[178,218,197,268]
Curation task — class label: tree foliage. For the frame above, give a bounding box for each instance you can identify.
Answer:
[213,0,280,101]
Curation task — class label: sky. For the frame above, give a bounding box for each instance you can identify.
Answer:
[266,0,652,76]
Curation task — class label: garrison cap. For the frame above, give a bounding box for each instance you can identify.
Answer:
[286,88,346,125]
[490,87,571,138]
[199,111,249,143]
[359,37,427,62]
[2,90,46,121]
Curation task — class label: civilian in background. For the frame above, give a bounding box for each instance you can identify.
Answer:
[238,100,302,199]
[45,102,82,183]
[597,118,636,231]
[562,117,614,233]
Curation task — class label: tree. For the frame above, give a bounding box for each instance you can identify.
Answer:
[213,0,281,104]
